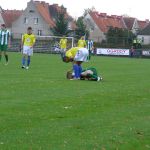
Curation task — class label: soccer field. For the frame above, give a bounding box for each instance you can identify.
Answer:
[0,52,150,150]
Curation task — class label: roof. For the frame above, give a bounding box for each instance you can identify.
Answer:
[34,1,72,28]
[35,1,55,27]
[137,20,149,30]
[89,11,126,33]
[1,10,23,27]
[123,17,135,30]
[139,23,150,35]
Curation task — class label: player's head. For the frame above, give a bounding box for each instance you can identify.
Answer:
[27,27,32,34]
[66,71,74,79]
[62,56,71,63]
[81,36,84,40]
[1,24,6,29]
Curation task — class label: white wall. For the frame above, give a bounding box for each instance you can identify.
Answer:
[138,35,150,45]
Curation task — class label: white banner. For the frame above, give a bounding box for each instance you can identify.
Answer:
[97,48,130,56]
[142,50,150,56]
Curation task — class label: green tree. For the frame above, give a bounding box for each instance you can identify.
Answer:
[51,8,68,36]
[106,27,134,47]
[75,17,89,39]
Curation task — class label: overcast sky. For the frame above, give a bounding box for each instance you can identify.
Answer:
[0,0,150,20]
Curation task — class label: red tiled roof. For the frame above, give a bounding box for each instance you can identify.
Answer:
[35,1,55,27]
[137,20,149,29]
[123,17,135,30]
[89,11,126,33]
[1,10,23,27]
[34,1,71,28]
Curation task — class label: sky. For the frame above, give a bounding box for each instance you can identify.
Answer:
[0,0,150,20]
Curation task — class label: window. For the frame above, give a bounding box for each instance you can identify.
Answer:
[142,37,144,43]
[29,10,34,13]
[38,30,42,36]
[34,18,38,24]
[68,22,71,30]
[24,17,28,24]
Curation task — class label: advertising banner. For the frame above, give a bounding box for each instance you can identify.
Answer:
[97,48,130,56]
[142,50,150,56]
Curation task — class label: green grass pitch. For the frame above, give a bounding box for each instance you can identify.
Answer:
[0,52,150,150]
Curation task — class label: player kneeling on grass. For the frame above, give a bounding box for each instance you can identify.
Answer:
[21,27,36,69]
[62,47,89,80]
[67,67,102,81]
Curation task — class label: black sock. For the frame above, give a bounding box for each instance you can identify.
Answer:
[5,55,8,62]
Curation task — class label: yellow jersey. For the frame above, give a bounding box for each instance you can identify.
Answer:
[59,38,67,49]
[22,33,36,46]
[66,47,80,58]
[77,39,86,47]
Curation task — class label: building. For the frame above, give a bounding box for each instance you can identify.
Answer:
[138,23,150,45]
[84,10,149,42]
[0,7,23,31]
[11,0,74,38]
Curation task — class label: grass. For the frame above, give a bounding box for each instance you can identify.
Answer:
[0,52,150,150]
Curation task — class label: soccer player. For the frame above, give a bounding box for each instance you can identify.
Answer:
[87,39,94,60]
[59,36,67,52]
[62,47,89,79]
[80,67,102,81]
[66,67,102,81]
[0,24,11,65]
[77,36,86,48]
[21,27,36,69]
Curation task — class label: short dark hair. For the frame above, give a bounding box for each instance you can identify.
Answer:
[27,27,32,30]
[1,24,6,28]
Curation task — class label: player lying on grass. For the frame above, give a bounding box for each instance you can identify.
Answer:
[62,47,89,80]
[66,67,102,81]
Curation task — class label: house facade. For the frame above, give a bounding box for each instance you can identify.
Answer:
[11,0,73,39]
[0,7,22,31]
[138,23,150,45]
[84,11,126,42]
[0,7,5,25]
[12,0,55,38]
[84,11,149,43]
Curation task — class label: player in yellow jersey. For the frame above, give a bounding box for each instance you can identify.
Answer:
[77,36,86,48]
[62,47,89,79]
[21,27,36,69]
[59,36,67,52]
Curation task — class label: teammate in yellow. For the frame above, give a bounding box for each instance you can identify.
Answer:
[77,36,86,48]
[62,47,89,79]
[59,36,67,52]
[21,27,36,69]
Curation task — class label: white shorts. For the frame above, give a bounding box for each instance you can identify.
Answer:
[74,48,89,62]
[23,46,33,56]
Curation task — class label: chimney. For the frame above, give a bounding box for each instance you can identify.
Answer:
[99,13,107,18]
[111,15,117,19]
[145,19,149,23]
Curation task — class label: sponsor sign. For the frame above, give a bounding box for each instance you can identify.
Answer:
[97,48,130,56]
[142,50,150,56]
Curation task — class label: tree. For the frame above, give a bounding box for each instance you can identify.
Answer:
[51,8,68,36]
[106,27,134,47]
[75,16,89,39]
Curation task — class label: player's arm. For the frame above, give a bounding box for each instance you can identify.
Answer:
[21,34,25,49]
[8,32,11,48]
[84,40,87,47]
[31,35,36,48]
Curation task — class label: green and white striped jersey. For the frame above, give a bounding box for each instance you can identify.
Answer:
[0,29,10,45]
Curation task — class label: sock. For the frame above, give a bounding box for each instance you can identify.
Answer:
[22,57,26,66]
[27,56,30,66]
[78,65,82,77]
[73,64,79,78]
[5,55,8,62]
